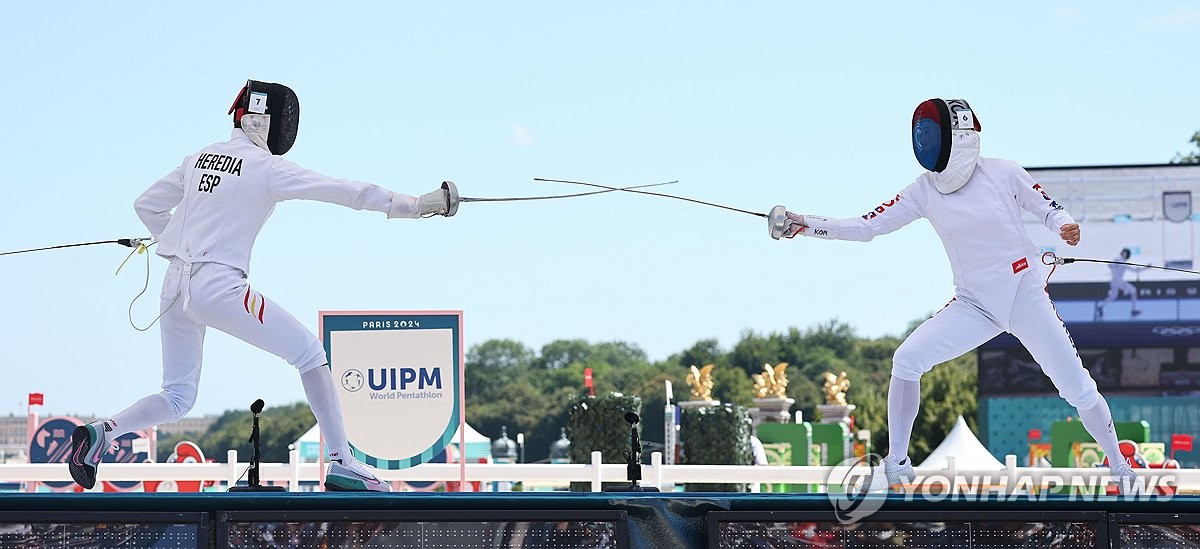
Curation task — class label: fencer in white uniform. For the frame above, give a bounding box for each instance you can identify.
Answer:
[68,80,459,492]
[771,98,1141,494]
[1097,248,1143,317]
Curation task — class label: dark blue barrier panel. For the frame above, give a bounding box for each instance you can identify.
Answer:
[1111,512,1200,548]
[0,493,1198,548]
[709,510,1107,548]
[0,511,207,548]
[217,510,627,548]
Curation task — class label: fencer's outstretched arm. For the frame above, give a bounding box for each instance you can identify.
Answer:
[266,157,454,218]
[779,182,923,241]
[134,163,186,237]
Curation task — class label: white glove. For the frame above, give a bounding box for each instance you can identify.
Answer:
[768,205,807,240]
[417,181,460,217]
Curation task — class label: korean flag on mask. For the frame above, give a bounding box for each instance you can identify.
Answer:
[912,98,981,194]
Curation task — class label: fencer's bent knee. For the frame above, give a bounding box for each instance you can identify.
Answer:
[160,388,196,422]
[297,353,328,375]
[1039,357,1101,409]
[1060,382,1101,411]
[891,346,930,382]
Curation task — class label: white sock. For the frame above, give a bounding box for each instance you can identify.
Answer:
[1078,396,1123,469]
[887,376,921,466]
[300,366,353,462]
[110,393,175,438]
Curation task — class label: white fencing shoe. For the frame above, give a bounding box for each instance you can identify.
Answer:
[324,459,390,492]
[1112,463,1145,496]
[855,455,916,494]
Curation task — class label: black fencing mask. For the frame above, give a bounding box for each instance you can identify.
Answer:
[228,80,300,155]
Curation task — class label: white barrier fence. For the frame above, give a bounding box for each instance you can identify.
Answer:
[3,451,1198,494]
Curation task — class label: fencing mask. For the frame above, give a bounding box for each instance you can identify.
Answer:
[912,98,981,194]
[228,80,300,155]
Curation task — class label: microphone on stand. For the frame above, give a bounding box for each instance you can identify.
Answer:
[605,411,659,492]
[229,399,286,492]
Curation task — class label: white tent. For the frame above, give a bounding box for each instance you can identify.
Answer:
[293,422,492,463]
[918,415,1004,470]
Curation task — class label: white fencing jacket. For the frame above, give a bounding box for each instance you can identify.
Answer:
[798,158,1074,324]
[135,129,420,274]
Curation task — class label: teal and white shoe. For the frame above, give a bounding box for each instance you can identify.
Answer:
[68,421,111,489]
[324,459,390,492]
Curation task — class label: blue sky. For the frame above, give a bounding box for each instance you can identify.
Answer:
[2,2,1198,418]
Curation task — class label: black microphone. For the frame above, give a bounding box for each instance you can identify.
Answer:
[230,398,285,492]
[606,409,658,492]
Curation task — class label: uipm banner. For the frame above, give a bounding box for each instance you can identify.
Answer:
[320,311,464,470]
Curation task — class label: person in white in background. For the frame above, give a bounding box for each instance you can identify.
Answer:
[68,80,460,492]
[768,98,1141,495]
[750,435,768,466]
[1096,248,1144,318]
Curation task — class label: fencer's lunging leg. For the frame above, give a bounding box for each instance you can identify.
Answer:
[111,259,205,437]
[300,366,353,461]
[889,298,1001,463]
[110,394,176,438]
[887,377,921,463]
[1078,395,1122,462]
[301,368,390,492]
[1008,275,1123,463]
[183,263,388,491]
[187,262,351,457]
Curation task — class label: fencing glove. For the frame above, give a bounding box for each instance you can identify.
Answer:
[417,181,460,217]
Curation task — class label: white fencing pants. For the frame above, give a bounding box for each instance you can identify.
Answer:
[113,259,327,435]
[893,273,1101,410]
[1101,281,1138,309]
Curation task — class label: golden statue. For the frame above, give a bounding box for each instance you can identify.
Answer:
[822,371,851,405]
[686,364,716,401]
[753,362,789,399]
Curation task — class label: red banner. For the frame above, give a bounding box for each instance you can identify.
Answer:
[584,368,594,396]
[28,393,44,406]
[1028,428,1041,440]
[1172,434,1193,453]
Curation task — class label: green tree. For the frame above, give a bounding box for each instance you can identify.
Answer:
[798,320,857,357]
[727,330,782,377]
[785,346,852,421]
[711,364,754,407]
[674,338,724,370]
[466,339,534,399]
[197,402,314,463]
[1172,131,1200,164]
[535,339,593,369]
[471,381,547,445]
[468,338,535,370]
[850,381,888,454]
[467,338,658,463]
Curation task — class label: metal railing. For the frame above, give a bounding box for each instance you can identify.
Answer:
[2,451,1197,494]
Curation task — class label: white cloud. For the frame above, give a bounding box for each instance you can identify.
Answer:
[511,122,535,146]
[1140,6,1200,27]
